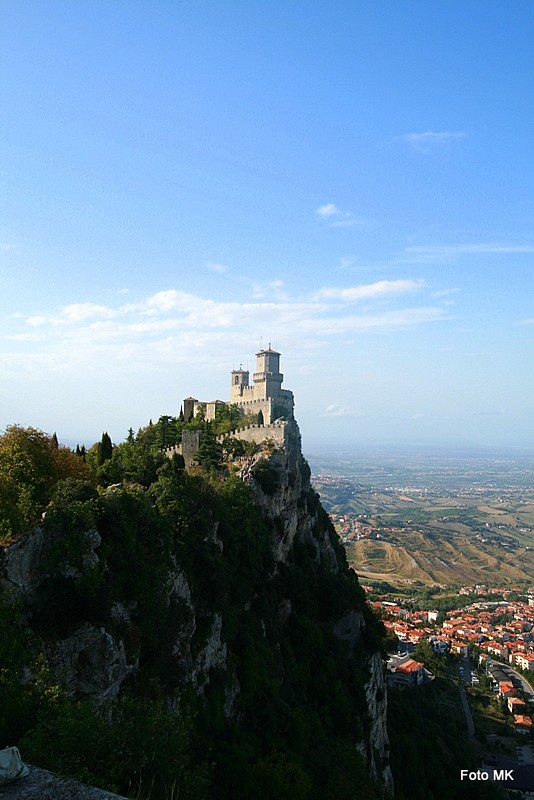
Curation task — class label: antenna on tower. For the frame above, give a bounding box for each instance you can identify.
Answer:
[259,336,263,351]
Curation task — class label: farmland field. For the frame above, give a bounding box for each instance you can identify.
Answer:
[308,447,534,587]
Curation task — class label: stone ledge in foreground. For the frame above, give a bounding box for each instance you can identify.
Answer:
[0,765,129,800]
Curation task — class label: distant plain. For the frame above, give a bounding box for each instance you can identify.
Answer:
[309,448,534,587]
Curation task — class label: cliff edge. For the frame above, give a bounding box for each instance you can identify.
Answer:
[0,420,392,798]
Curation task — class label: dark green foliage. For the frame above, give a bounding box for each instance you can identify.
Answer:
[93,432,166,488]
[272,404,289,420]
[251,458,279,495]
[155,415,178,449]
[97,432,113,466]
[0,591,44,747]
[21,695,209,799]
[1,421,387,800]
[388,681,502,800]
[221,436,258,460]
[0,594,208,798]
[413,638,447,677]
[194,423,222,471]
[213,403,242,433]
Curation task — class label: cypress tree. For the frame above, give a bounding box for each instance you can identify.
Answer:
[97,432,113,466]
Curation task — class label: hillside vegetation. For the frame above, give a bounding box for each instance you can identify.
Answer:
[0,424,384,800]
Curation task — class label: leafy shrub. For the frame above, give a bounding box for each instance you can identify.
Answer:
[251,459,279,495]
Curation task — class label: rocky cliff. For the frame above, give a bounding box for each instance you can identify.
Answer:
[0,420,392,798]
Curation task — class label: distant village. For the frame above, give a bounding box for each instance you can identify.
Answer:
[369,584,534,734]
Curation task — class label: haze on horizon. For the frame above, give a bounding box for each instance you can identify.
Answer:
[1,2,533,451]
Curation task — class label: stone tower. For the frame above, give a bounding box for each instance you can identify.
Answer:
[230,346,293,423]
[230,367,251,402]
[253,347,283,400]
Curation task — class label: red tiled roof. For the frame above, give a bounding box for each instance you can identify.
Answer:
[397,659,423,673]
[514,715,533,728]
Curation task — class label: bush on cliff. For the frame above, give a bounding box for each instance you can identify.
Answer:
[0,423,385,800]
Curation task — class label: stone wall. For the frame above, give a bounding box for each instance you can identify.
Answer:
[164,422,288,469]
[215,421,288,447]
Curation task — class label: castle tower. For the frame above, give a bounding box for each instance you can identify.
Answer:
[230,367,251,403]
[229,347,294,423]
[253,346,283,400]
[183,396,197,423]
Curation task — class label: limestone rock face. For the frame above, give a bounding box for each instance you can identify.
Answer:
[45,623,136,702]
[0,524,102,605]
[364,652,394,794]
[0,526,48,607]
[333,609,365,657]
[248,424,338,570]
[191,612,227,690]
[0,419,392,797]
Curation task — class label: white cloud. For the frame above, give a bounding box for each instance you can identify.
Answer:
[27,315,51,327]
[6,284,447,390]
[403,131,467,148]
[314,278,424,302]
[308,307,445,333]
[61,303,118,323]
[316,203,340,218]
[205,261,228,274]
[27,303,117,326]
[252,279,287,301]
[407,243,534,257]
[324,404,360,417]
[316,202,366,228]
[330,218,366,228]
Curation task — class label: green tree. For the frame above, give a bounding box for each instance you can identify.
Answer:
[195,424,222,471]
[155,415,178,450]
[0,425,63,535]
[97,432,113,466]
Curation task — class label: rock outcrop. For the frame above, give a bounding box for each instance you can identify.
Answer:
[0,765,128,800]
[0,419,392,797]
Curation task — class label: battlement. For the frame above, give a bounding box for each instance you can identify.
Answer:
[173,348,294,468]
[164,421,289,470]
[215,420,288,447]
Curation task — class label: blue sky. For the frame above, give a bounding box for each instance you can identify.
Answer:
[1,1,533,450]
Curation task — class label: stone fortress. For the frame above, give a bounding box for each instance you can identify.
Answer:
[168,346,295,467]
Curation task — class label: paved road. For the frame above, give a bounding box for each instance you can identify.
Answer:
[459,682,475,737]
[462,655,472,685]
[458,655,475,737]
[502,664,534,704]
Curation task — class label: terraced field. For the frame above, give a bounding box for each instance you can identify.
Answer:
[344,532,534,586]
[312,473,534,587]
